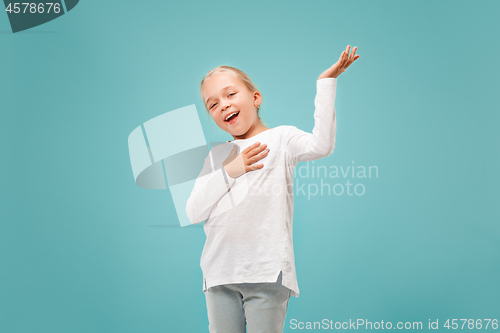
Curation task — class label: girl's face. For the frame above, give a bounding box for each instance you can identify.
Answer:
[201,72,262,139]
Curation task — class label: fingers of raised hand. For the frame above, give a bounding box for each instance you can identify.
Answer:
[341,46,350,67]
[344,45,350,61]
[346,46,359,67]
[339,51,348,67]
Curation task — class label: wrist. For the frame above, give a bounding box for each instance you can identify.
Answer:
[223,164,238,179]
[318,74,338,80]
[318,75,338,80]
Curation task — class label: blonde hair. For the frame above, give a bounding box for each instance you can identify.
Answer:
[200,65,268,127]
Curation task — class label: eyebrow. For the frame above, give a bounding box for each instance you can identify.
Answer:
[205,85,238,106]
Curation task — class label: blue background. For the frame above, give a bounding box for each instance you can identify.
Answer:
[1,0,499,332]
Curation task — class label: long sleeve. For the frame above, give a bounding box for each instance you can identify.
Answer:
[285,77,337,164]
[185,149,236,224]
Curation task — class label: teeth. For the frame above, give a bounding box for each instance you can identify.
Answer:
[225,112,238,121]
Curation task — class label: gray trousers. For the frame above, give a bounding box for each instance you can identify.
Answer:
[204,271,291,333]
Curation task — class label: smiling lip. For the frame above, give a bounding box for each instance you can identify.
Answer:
[225,111,240,125]
[227,113,239,125]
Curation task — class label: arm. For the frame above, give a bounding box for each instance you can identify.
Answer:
[286,45,360,164]
[285,78,337,163]
[185,142,269,224]
[185,149,236,224]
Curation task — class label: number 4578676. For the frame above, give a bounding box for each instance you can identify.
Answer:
[444,319,498,330]
[5,3,61,14]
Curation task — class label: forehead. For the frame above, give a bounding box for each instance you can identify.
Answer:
[202,72,246,102]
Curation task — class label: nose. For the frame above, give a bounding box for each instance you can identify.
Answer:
[221,99,231,112]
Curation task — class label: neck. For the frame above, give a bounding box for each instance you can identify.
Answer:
[232,121,269,141]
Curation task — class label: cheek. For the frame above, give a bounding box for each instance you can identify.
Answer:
[213,115,224,125]
[209,112,218,122]
[243,110,257,121]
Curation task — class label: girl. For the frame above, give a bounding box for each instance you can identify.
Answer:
[186,45,359,333]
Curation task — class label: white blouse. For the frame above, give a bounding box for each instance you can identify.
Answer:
[186,77,337,297]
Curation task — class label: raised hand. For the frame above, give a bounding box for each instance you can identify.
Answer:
[223,142,270,179]
[319,45,360,80]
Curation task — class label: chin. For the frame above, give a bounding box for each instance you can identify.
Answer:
[231,127,250,136]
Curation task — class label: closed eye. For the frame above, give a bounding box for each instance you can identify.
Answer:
[209,93,236,110]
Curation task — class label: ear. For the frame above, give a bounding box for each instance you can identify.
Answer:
[253,91,262,107]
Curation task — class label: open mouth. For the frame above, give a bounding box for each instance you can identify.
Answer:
[224,111,240,125]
